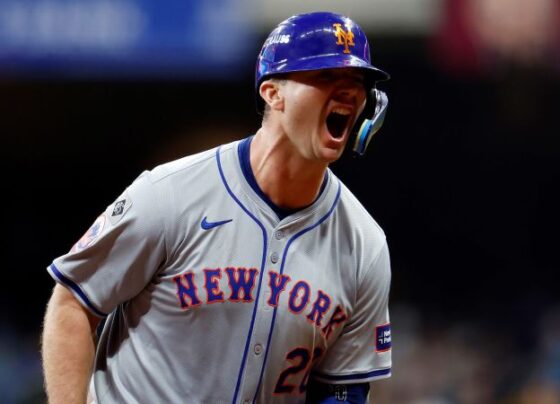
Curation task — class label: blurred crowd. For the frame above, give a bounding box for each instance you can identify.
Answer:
[431,0,560,76]
[373,304,560,404]
[0,326,44,403]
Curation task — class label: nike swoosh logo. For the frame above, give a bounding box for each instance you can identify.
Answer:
[201,217,233,230]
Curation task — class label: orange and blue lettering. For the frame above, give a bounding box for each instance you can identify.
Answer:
[288,281,310,314]
[268,271,291,307]
[173,272,202,309]
[203,268,224,303]
[225,267,258,302]
[306,290,331,327]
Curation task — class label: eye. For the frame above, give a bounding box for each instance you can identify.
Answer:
[352,75,365,86]
[346,72,366,87]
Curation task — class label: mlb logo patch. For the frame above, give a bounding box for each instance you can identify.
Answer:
[375,323,391,352]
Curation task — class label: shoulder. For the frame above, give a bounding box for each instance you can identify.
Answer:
[120,140,241,249]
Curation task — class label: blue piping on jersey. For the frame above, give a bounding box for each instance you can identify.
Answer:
[48,263,107,317]
[253,181,342,403]
[313,367,391,381]
[238,136,328,220]
[215,147,269,404]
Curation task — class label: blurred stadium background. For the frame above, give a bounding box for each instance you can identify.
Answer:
[0,0,559,403]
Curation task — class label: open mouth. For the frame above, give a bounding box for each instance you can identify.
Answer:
[326,109,351,139]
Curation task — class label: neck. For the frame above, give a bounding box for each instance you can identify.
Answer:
[250,128,328,210]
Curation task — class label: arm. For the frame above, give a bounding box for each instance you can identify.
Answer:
[41,284,101,404]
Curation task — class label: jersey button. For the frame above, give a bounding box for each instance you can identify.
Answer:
[274,230,284,240]
[254,344,263,355]
[270,252,279,264]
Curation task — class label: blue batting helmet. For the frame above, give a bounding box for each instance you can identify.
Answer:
[255,11,391,156]
[255,11,390,112]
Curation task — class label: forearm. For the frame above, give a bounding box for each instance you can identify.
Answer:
[42,284,100,404]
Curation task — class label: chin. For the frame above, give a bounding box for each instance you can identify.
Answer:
[319,146,344,163]
[325,139,348,161]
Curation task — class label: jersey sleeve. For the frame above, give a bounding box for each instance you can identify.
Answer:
[313,241,392,384]
[47,171,167,317]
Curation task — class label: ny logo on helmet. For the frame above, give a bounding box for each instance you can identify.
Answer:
[333,23,355,54]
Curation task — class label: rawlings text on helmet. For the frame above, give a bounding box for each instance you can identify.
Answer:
[264,34,291,47]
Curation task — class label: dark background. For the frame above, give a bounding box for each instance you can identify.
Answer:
[1,2,560,403]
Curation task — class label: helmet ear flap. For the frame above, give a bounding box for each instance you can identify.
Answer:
[359,86,378,122]
[352,86,377,140]
[352,89,389,156]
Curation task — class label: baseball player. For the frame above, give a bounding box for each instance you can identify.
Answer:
[42,11,392,404]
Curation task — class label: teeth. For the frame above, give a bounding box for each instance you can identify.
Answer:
[332,107,351,115]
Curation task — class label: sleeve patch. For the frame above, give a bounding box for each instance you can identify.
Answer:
[375,323,391,352]
[71,213,107,253]
[108,191,132,225]
[112,199,127,216]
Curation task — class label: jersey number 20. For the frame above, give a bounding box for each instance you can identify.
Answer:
[274,347,324,395]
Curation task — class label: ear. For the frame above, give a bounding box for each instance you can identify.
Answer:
[259,80,284,111]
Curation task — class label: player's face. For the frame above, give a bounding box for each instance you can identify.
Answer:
[280,68,368,163]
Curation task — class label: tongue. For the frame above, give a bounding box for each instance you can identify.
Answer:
[326,113,347,138]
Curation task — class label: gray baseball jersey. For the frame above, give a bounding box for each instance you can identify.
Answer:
[47,138,392,403]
